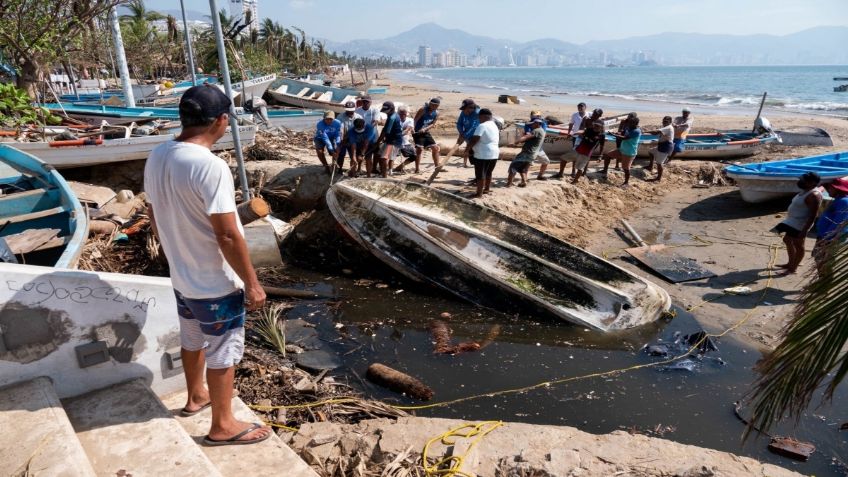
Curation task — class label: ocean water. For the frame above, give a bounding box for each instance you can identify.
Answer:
[399,65,848,116]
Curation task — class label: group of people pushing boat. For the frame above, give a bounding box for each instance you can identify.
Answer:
[312,95,696,198]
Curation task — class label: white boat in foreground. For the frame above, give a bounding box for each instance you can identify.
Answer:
[5,125,256,169]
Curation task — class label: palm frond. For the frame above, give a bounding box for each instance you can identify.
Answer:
[745,236,848,437]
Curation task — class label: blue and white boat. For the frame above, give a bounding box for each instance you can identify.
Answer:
[724,151,848,203]
[629,131,781,159]
[267,78,360,114]
[0,144,88,268]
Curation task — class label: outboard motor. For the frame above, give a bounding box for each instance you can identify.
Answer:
[244,98,270,127]
[754,116,773,135]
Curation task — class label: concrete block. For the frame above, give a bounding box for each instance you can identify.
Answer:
[63,379,221,477]
[0,377,96,477]
[161,390,318,477]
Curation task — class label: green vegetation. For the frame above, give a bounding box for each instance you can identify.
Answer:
[254,303,287,357]
[0,83,61,126]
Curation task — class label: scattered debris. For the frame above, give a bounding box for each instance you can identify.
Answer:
[366,363,434,401]
[723,286,753,295]
[428,320,482,355]
[768,437,815,461]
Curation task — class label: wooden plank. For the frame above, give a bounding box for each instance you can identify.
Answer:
[4,228,61,254]
[67,181,116,209]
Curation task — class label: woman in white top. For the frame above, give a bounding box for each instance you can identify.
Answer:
[773,172,822,274]
[645,116,675,181]
[463,108,499,198]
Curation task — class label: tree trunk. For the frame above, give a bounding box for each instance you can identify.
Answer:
[17,58,40,99]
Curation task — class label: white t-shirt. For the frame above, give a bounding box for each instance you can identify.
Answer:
[658,124,674,142]
[144,140,244,299]
[338,111,362,137]
[569,112,587,133]
[400,117,414,146]
[471,121,500,160]
[356,106,381,127]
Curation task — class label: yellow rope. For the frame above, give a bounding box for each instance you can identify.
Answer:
[420,421,503,477]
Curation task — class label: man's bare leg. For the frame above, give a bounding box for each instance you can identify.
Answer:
[431,145,441,169]
[316,150,331,173]
[206,366,271,442]
[182,348,210,412]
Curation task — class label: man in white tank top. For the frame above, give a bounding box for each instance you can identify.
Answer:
[773,172,822,274]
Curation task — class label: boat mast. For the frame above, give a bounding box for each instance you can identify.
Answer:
[209,0,251,201]
[108,6,135,107]
[179,0,197,86]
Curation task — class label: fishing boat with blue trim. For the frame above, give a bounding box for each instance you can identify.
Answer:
[724,151,848,203]
[630,130,780,159]
[266,78,360,114]
[0,144,88,268]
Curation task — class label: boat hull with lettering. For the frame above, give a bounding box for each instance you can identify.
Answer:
[326,178,671,331]
[628,131,780,159]
[0,144,88,268]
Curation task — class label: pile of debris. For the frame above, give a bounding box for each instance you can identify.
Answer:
[78,213,168,276]
[245,128,314,162]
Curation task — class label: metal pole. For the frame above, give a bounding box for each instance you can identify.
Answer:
[209,0,251,201]
[752,91,767,133]
[179,0,197,85]
[108,6,135,107]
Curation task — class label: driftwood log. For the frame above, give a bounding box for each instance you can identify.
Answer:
[365,363,434,401]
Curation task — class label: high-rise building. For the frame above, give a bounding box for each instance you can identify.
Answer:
[418,46,432,67]
[230,0,259,32]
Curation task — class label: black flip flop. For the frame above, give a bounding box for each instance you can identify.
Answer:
[180,401,212,417]
[203,422,271,447]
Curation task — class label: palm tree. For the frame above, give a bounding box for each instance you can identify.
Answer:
[746,236,848,436]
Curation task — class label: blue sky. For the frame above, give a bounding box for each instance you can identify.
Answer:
[144,0,848,43]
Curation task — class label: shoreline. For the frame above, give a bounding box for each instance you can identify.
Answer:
[387,69,848,120]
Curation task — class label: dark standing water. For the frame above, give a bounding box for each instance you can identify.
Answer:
[283,267,847,475]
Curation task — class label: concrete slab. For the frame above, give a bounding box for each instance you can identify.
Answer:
[0,377,96,477]
[63,379,222,477]
[161,390,318,477]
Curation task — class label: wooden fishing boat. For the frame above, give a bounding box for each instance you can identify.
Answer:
[267,78,360,114]
[7,125,256,169]
[0,145,88,268]
[327,179,671,331]
[724,151,848,203]
[629,131,780,159]
[507,115,630,157]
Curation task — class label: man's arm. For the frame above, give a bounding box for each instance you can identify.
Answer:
[802,193,823,233]
[209,212,266,311]
[464,134,481,158]
[511,132,533,146]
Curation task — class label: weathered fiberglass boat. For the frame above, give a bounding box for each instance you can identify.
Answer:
[326,179,671,331]
[724,150,848,203]
[0,144,88,268]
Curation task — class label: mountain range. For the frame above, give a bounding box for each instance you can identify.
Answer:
[325,23,848,66]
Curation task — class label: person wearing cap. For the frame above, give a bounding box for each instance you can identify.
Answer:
[563,120,606,184]
[346,117,378,177]
[644,116,675,182]
[507,118,546,188]
[337,101,363,171]
[313,111,343,174]
[463,108,499,198]
[393,104,419,173]
[670,108,694,160]
[143,84,272,446]
[455,99,480,168]
[567,103,589,138]
[603,115,641,187]
[376,101,405,177]
[523,111,551,180]
[355,95,381,128]
[812,177,848,272]
[413,97,442,171]
[772,172,822,275]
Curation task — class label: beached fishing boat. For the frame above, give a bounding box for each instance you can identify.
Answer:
[507,115,630,157]
[0,145,88,268]
[7,125,256,169]
[267,78,360,113]
[327,179,671,331]
[629,131,780,159]
[724,151,848,203]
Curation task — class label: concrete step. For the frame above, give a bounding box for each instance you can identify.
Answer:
[0,376,97,477]
[63,378,222,477]
[161,391,318,477]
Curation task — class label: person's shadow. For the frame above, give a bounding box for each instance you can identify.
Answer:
[683,267,800,308]
[680,191,788,222]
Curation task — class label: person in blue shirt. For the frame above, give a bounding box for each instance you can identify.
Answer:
[454,98,480,168]
[813,177,848,272]
[603,114,641,187]
[413,97,442,171]
[376,101,404,178]
[313,111,342,174]
[346,118,378,177]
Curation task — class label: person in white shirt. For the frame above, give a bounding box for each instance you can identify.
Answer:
[645,116,674,181]
[355,95,381,128]
[144,84,271,447]
[393,104,418,173]
[567,102,589,138]
[463,108,500,198]
[337,101,362,170]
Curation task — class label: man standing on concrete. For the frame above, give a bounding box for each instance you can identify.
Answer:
[144,85,271,446]
[669,107,694,160]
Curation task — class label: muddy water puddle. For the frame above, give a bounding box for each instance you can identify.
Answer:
[283,267,847,475]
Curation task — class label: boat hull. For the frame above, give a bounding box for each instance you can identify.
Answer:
[8,125,256,168]
[724,150,848,203]
[326,179,670,331]
[633,132,780,159]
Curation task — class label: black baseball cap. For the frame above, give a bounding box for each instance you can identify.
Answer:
[179,84,231,123]
[380,101,395,112]
[460,98,476,109]
[479,108,492,116]
[429,97,441,105]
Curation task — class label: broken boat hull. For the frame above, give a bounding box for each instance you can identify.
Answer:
[326,179,671,331]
